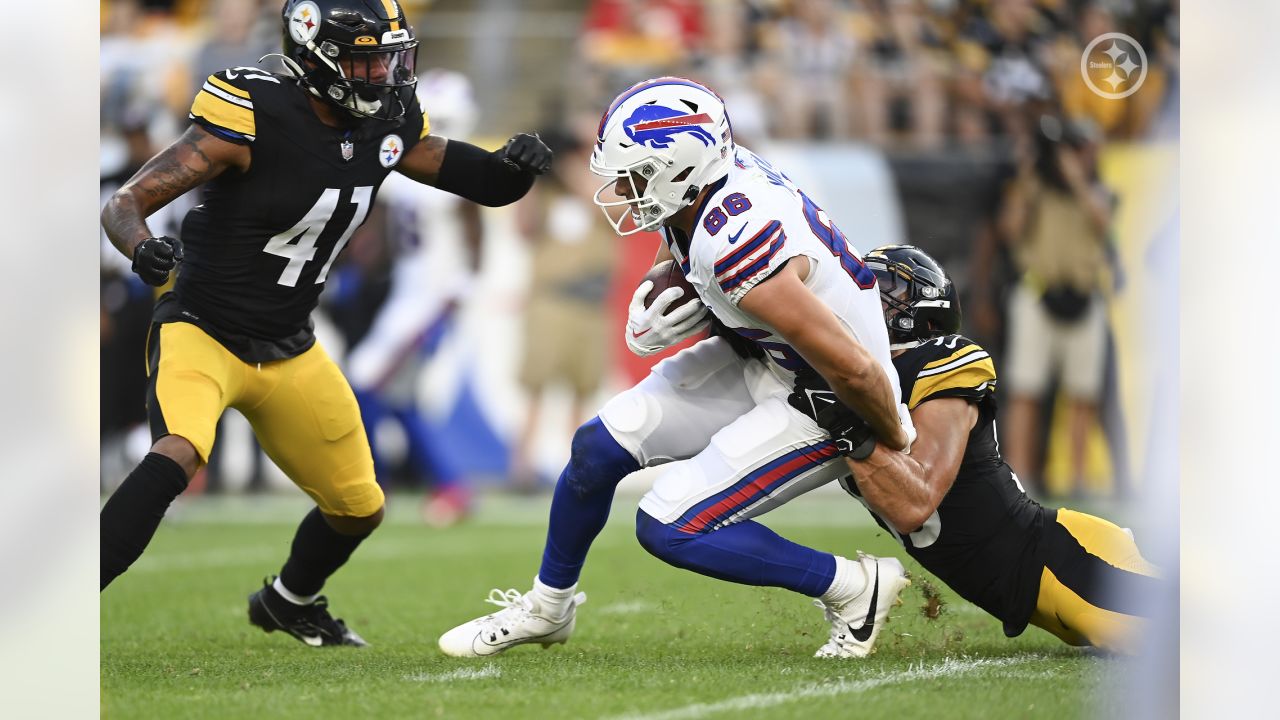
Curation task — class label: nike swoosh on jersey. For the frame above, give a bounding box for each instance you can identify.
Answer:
[847,564,880,642]
[727,223,747,244]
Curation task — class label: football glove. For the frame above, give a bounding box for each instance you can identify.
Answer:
[131,236,183,287]
[500,133,553,175]
[788,388,877,460]
[625,280,710,357]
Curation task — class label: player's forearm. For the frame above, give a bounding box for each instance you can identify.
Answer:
[101,188,154,261]
[826,355,907,451]
[434,139,536,207]
[846,446,935,533]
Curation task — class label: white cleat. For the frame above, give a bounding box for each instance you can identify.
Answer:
[438,588,587,658]
[813,553,910,659]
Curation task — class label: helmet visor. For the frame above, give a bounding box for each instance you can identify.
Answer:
[338,44,417,88]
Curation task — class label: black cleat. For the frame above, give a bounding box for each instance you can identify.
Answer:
[247,577,369,647]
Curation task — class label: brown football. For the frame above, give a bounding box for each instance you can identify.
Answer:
[642,259,700,316]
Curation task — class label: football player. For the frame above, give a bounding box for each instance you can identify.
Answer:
[99,0,552,648]
[810,245,1158,654]
[439,77,916,659]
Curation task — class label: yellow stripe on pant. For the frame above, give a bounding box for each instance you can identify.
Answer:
[147,321,383,517]
[1028,509,1158,654]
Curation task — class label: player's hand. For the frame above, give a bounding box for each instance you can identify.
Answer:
[500,133,553,175]
[898,402,917,454]
[131,236,184,287]
[789,389,877,460]
[625,280,710,357]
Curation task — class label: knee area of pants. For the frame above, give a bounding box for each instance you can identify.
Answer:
[635,510,691,560]
[150,435,201,479]
[564,418,634,498]
[324,506,384,536]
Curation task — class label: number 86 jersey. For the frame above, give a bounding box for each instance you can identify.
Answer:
[667,146,899,394]
[164,66,428,363]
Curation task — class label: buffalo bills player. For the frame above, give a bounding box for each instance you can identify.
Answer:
[439,77,915,658]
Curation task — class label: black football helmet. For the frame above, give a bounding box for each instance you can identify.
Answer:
[863,245,962,345]
[279,0,418,121]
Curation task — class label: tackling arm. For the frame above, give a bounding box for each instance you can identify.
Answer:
[847,397,977,533]
[396,133,550,207]
[101,124,248,260]
[739,261,908,450]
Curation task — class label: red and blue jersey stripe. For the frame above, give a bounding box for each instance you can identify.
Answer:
[675,440,838,533]
[715,221,785,294]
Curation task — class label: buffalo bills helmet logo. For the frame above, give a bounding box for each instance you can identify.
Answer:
[623,104,715,149]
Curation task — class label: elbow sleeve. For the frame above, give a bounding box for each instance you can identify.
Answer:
[434,139,536,207]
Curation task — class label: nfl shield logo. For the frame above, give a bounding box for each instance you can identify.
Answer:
[340,140,354,162]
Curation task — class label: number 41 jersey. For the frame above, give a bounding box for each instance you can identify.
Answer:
[164,66,428,363]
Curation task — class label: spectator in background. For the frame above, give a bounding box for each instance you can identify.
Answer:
[693,0,771,146]
[187,0,275,91]
[852,0,948,148]
[952,0,1056,141]
[759,0,858,139]
[510,119,620,493]
[997,114,1116,499]
[581,0,703,102]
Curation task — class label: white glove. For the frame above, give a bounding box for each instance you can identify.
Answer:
[897,402,917,454]
[625,280,710,357]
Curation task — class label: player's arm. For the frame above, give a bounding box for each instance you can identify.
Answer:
[396,133,552,207]
[844,397,977,533]
[101,124,249,281]
[739,260,908,450]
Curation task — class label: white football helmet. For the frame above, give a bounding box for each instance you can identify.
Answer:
[591,77,735,236]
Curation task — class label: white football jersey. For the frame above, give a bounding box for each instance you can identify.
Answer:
[660,146,900,397]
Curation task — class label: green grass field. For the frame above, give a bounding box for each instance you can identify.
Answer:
[102,492,1119,719]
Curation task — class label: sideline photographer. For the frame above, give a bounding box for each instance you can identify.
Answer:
[997,113,1117,497]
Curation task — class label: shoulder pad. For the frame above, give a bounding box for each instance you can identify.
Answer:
[188,67,281,143]
[706,211,787,304]
[186,67,280,143]
[900,335,997,409]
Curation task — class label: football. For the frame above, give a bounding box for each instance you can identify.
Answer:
[642,259,699,315]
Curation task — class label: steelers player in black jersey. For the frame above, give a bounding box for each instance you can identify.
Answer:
[99,0,553,646]
[799,246,1159,654]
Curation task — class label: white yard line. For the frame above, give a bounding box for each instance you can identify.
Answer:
[402,664,501,683]
[604,655,1047,720]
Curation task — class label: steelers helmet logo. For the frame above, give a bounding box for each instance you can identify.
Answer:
[379,135,404,168]
[289,1,322,44]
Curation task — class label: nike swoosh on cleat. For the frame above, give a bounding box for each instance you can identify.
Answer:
[300,634,323,647]
[727,223,747,244]
[847,564,880,643]
[476,617,572,650]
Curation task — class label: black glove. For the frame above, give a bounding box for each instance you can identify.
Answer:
[131,236,183,287]
[788,388,877,460]
[500,133,553,175]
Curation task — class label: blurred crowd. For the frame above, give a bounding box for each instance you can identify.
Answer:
[101,0,1178,513]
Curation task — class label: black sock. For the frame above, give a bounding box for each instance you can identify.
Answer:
[100,452,189,590]
[278,508,371,598]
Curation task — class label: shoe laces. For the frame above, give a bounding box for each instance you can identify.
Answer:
[481,588,534,626]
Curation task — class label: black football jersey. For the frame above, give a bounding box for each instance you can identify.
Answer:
[842,335,1051,636]
[156,66,429,363]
